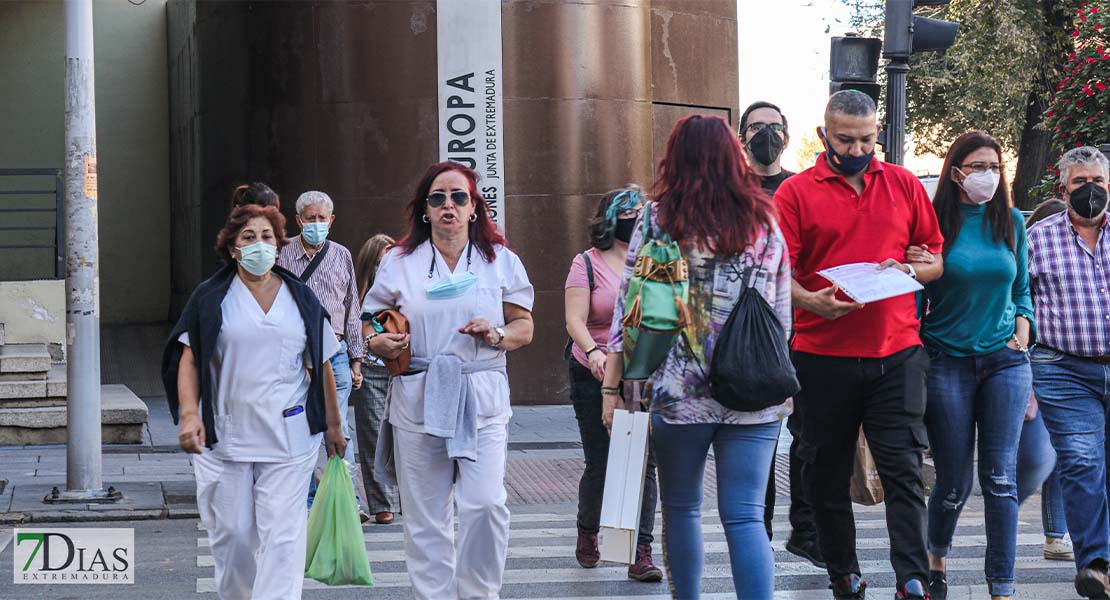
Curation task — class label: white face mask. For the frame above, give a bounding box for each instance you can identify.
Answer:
[956,168,1000,205]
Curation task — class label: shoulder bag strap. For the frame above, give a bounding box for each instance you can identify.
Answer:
[299,240,331,283]
[582,251,596,291]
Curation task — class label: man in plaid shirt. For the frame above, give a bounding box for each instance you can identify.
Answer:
[1028,146,1110,599]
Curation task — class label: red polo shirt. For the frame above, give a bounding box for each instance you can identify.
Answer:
[774,154,943,358]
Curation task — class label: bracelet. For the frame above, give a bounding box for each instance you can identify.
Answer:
[364,331,380,353]
[584,345,600,357]
[1011,334,1029,352]
[601,386,620,396]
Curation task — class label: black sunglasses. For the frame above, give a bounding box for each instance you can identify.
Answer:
[426,191,471,208]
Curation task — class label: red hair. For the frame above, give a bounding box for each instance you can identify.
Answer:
[652,115,775,256]
[395,162,507,262]
[215,204,288,261]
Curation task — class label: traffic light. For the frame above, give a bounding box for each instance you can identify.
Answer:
[829,35,882,108]
[882,0,959,165]
[883,0,960,60]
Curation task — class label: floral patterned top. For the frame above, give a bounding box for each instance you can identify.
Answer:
[608,204,794,425]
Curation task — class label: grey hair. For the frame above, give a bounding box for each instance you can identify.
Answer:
[295,190,334,215]
[825,90,877,118]
[1057,146,1110,183]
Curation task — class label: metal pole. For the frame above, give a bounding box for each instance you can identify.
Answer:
[58,0,113,502]
[884,58,909,166]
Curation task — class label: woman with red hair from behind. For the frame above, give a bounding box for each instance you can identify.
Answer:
[601,115,794,598]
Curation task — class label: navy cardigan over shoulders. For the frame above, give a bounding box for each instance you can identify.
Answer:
[161,263,332,449]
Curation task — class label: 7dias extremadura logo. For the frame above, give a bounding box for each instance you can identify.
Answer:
[13,528,134,584]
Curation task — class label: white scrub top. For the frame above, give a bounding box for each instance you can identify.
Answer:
[179,275,342,462]
[362,242,534,433]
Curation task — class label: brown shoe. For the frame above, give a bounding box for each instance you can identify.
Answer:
[627,543,663,582]
[1076,565,1110,599]
[575,528,599,568]
[374,511,394,525]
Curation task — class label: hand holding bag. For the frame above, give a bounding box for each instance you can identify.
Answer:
[372,309,410,377]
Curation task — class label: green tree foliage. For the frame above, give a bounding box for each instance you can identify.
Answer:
[906,0,1049,157]
[841,0,1082,207]
[1041,3,1110,183]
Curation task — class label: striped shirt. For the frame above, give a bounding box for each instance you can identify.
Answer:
[1028,211,1110,357]
[277,236,365,360]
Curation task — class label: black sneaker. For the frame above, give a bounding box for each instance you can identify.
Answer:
[786,530,827,569]
[894,579,929,600]
[927,570,947,600]
[1076,566,1110,599]
[830,573,867,599]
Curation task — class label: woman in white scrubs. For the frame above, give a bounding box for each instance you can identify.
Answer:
[163,203,348,600]
[363,162,535,599]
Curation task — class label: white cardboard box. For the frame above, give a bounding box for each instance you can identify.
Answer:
[598,408,650,564]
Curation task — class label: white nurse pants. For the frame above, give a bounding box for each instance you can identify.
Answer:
[394,424,510,600]
[194,448,317,600]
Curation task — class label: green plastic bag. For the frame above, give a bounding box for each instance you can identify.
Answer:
[304,456,374,586]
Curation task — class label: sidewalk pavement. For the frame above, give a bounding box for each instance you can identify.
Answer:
[1,400,792,524]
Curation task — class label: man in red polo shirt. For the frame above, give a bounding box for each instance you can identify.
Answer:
[774,90,944,600]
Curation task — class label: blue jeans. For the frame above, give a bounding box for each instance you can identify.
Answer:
[1031,346,1110,570]
[1017,408,1069,538]
[923,345,1030,597]
[308,341,358,509]
[652,414,780,600]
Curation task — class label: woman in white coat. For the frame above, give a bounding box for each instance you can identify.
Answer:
[163,202,347,600]
[363,161,535,599]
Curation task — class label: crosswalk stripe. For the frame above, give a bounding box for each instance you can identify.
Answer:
[195,518,929,549]
[197,554,1072,592]
[527,583,1073,600]
[196,532,1051,567]
[196,503,1069,595]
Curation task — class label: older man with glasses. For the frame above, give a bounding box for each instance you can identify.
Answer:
[278,190,368,522]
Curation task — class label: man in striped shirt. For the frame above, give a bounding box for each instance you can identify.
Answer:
[278,190,368,520]
[1028,146,1110,599]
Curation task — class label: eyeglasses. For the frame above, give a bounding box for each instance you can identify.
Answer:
[426,191,471,208]
[960,162,1003,174]
[744,122,785,135]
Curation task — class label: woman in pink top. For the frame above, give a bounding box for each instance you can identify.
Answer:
[563,186,661,582]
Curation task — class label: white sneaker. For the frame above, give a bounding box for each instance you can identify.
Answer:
[1044,534,1074,561]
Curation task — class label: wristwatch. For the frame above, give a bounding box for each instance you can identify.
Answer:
[903,263,917,280]
[492,327,506,348]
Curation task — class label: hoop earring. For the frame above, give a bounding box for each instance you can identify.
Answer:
[469,213,478,222]
[422,215,430,223]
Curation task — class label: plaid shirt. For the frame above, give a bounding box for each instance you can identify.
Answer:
[1028,211,1110,357]
[277,236,365,360]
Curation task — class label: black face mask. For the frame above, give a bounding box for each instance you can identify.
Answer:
[614,218,636,243]
[747,127,785,167]
[1069,181,1109,219]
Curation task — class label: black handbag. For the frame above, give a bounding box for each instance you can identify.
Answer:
[708,241,800,412]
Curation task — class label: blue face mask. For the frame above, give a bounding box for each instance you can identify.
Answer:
[301,222,329,246]
[425,272,479,300]
[237,242,276,276]
[821,127,874,175]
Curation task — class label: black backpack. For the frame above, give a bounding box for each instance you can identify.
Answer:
[708,241,800,411]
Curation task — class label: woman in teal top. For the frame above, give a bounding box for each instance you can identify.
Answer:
[910,132,1033,600]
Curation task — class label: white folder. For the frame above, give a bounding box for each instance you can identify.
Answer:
[598,408,650,564]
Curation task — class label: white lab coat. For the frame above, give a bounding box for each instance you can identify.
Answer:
[363,241,534,599]
[182,276,341,600]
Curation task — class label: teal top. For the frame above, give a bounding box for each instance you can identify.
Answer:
[921,205,1035,357]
